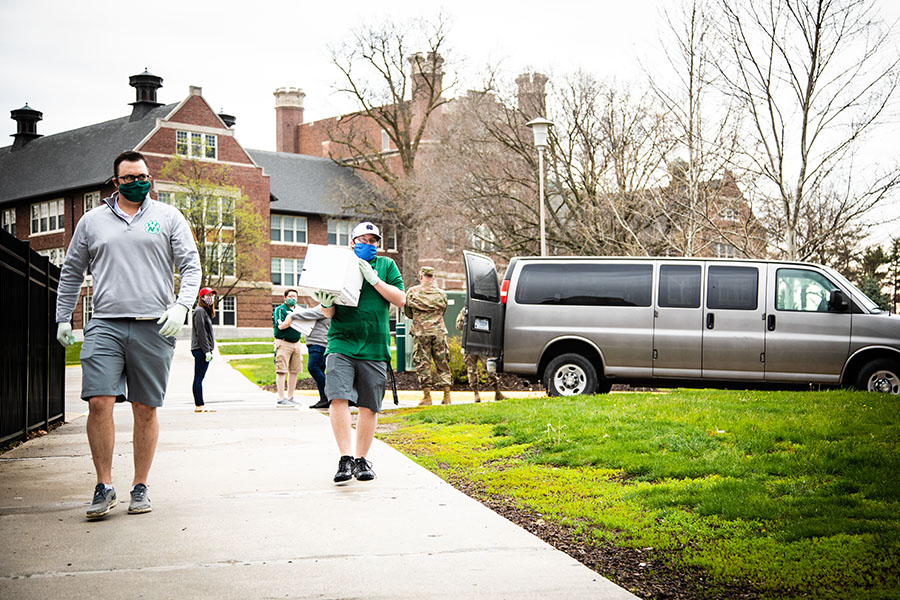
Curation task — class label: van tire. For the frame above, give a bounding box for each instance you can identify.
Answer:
[545,354,598,397]
[856,359,900,394]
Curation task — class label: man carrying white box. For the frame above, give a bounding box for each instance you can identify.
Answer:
[312,222,405,484]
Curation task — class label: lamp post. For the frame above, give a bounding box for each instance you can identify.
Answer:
[526,117,554,256]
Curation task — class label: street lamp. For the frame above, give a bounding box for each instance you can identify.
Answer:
[526,117,554,256]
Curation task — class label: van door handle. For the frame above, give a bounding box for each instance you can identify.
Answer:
[706,313,715,329]
[767,314,776,331]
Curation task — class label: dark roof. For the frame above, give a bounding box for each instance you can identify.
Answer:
[0,103,177,204]
[246,149,372,217]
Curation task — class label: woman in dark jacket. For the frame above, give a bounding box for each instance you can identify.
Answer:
[191,287,217,412]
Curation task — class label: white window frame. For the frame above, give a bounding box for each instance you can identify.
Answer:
[37,247,65,267]
[206,242,235,277]
[270,214,308,245]
[381,129,390,152]
[84,191,101,213]
[176,130,217,160]
[271,257,304,286]
[328,220,353,247]
[30,199,64,236]
[2,207,15,236]
[380,224,398,252]
[216,295,236,326]
[470,224,497,253]
[720,207,739,222]
[83,293,94,324]
[712,242,739,258]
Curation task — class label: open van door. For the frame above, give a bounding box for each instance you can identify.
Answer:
[462,251,504,358]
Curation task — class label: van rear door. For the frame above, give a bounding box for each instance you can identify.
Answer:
[462,251,504,357]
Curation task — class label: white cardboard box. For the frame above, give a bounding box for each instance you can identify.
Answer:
[287,314,316,336]
[297,244,363,307]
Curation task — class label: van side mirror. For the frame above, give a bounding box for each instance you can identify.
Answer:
[828,289,849,312]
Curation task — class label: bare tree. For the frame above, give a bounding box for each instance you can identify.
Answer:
[158,157,268,299]
[326,15,455,285]
[719,0,900,260]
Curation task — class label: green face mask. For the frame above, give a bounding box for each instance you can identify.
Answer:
[285,298,297,307]
[118,180,151,203]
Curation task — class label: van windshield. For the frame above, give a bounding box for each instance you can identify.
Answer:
[822,266,883,313]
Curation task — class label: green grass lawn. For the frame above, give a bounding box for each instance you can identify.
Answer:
[377,389,900,599]
[65,342,82,366]
[227,356,311,387]
[217,337,273,343]
[218,343,274,355]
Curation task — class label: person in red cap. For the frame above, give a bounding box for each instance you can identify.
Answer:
[191,287,217,412]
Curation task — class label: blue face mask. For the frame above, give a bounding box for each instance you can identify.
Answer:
[354,242,377,261]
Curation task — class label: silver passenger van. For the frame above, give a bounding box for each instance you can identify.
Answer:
[461,251,900,396]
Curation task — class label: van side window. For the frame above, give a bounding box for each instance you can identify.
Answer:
[707,266,758,310]
[775,268,837,312]
[515,264,652,307]
[659,265,701,308]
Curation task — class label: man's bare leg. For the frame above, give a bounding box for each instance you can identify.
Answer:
[86,396,117,484]
[329,398,353,456]
[355,408,378,458]
[131,402,159,486]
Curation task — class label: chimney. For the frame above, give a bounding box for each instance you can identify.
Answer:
[218,110,236,128]
[129,69,163,122]
[274,87,305,154]
[10,103,42,150]
[409,52,444,104]
[516,72,548,119]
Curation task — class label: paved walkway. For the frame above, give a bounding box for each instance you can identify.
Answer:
[1,341,637,599]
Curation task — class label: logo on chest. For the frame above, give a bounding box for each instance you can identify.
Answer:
[145,220,161,234]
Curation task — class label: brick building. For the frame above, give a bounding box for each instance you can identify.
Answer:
[0,71,378,334]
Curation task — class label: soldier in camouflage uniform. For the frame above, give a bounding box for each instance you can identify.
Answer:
[404,266,452,405]
[456,307,506,403]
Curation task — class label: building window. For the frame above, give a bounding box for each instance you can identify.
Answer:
[720,207,739,222]
[206,243,235,277]
[215,295,236,326]
[30,199,64,235]
[470,224,497,253]
[711,242,739,258]
[84,191,101,213]
[328,220,352,247]
[381,129,390,152]
[271,257,304,286]
[176,130,217,160]
[37,247,65,267]
[2,208,15,236]
[381,224,398,251]
[83,293,94,324]
[270,214,308,244]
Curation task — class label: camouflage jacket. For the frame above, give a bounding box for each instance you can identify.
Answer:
[404,283,448,335]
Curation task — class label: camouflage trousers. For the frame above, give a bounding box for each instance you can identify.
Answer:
[412,334,451,388]
[464,353,499,390]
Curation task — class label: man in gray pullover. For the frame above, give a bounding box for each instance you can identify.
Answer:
[55,150,201,520]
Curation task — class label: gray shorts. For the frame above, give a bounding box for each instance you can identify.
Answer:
[324,353,387,413]
[80,318,176,407]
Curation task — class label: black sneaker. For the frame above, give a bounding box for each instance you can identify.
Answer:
[334,455,354,483]
[309,399,330,409]
[353,457,375,481]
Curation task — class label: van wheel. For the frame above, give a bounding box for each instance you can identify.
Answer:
[856,359,900,394]
[545,354,598,397]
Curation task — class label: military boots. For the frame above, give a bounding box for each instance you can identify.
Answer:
[442,385,452,405]
[473,390,482,403]
[493,384,506,401]
[419,387,433,406]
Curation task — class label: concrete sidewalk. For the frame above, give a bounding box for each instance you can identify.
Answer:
[0,341,637,599]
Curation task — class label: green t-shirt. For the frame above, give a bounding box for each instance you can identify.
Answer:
[273,303,302,342]
[326,255,404,361]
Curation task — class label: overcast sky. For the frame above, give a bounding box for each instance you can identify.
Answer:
[2,0,898,244]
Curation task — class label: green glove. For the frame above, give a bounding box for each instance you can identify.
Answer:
[357,258,381,286]
[56,322,76,347]
[313,290,337,309]
[205,351,213,362]
[157,304,189,337]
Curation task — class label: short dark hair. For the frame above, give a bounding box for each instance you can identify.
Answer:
[284,289,298,298]
[113,151,148,177]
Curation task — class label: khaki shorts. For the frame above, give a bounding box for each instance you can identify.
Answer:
[274,338,303,374]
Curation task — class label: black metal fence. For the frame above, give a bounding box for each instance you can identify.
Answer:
[0,228,65,445]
